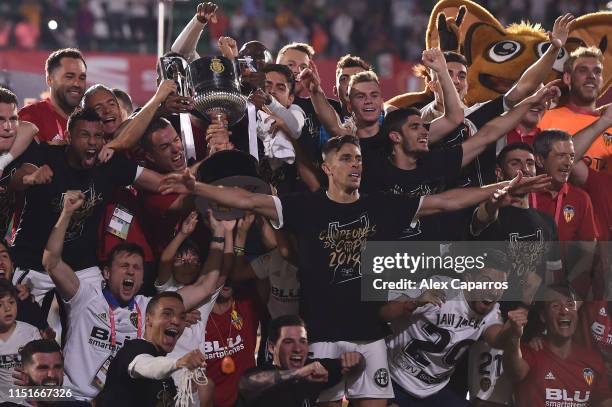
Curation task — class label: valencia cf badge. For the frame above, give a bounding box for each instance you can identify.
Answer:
[230,310,243,330]
[130,312,139,328]
[583,368,594,386]
[563,205,575,223]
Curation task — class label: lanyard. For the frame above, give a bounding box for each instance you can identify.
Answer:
[531,183,568,226]
[103,288,142,347]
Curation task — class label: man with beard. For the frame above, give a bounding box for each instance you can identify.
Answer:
[41,190,225,402]
[98,292,208,407]
[158,134,551,407]
[361,83,559,241]
[9,108,164,305]
[18,49,86,143]
[239,314,364,407]
[539,46,612,173]
[504,284,612,407]
[18,340,68,406]
[299,48,464,162]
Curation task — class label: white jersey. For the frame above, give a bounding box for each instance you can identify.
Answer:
[155,277,221,356]
[0,322,41,405]
[62,282,150,400]
[468,340,513,405]
[387,276,502,398]
[250,249,299,318]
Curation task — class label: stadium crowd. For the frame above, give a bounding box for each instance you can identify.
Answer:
[0,1,612,407]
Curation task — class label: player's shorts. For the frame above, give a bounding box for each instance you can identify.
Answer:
[13,266,104,303]
[309,339,394,402]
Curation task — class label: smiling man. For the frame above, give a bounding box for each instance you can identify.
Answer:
[504,284,612,407]
[41,190,225,401]
[19,48,87,143]
[239,314,364,407]
[539,46,612,173]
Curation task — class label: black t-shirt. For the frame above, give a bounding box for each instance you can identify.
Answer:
[0,159,22,239]
[361,147,463,240]
[357,131,387,163]
[470,206,561,303]
[11,143,138,270]
[99,339,176,407]
[17,295,48,329]
[293,97,342,166]
[243,358,343,407]
[432,95,505,187]
[278,190,421,342]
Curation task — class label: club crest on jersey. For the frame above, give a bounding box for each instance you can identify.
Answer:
[480,377,491,391]
[563,205,575,223]
[231,310,243,330]
[374,368,389,387]
[603,132,612,147]
[130,312,139,329]
[583,368,594,386]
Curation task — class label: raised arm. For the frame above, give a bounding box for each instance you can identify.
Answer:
[501,309,531,382]
[176,211,225,310]
[99,80,177,160]
[380,290,446,322]
[157,211,199,286]
[418,172,551,218]
[505,14,574,108]
[425,48,464,144]
[299,61,351,138]
[571,104,612,161]
[159,170,279,223]
[41,190,83,301]
[170,2,218,63]
[462,84,559,167]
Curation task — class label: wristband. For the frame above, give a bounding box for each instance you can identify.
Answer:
[210,236,225,243]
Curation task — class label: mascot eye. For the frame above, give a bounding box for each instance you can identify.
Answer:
[536,42,568,72]
[488,40,523,62]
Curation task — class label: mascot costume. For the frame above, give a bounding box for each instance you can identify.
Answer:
[386,0,612,108]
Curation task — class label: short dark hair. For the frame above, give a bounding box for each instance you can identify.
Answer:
[533,129,572,159]
[277,42,315,60]
[141,117,173,152]
[0,279,17,301]
[336,54,372,77]
[268,314,306,344]
[146,291,184,316]
[82,84,117,108]
[443,51,468,67]
[112,88,133,114]
[67,107,101,135]
[496,142,534,167]
[321,135,360,161]
[107,243,145,266]
[176,238,201,260]
[20,340,62,366]
[0,87,18,106]
[262,63,296,95]
[45,48,86,76]
[381,107,422,141]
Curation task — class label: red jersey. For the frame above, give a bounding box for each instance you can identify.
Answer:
[531,184,598,242]
[582,168,612,241]
[18,99,67,143]
[578,301,612,365]
[138,190,181,256]
[516,342,612,407]
[506,126,541,146]
[204,292,260,407]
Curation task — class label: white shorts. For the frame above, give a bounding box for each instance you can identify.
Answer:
[309,339,394,402]
[13,266,104,304]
